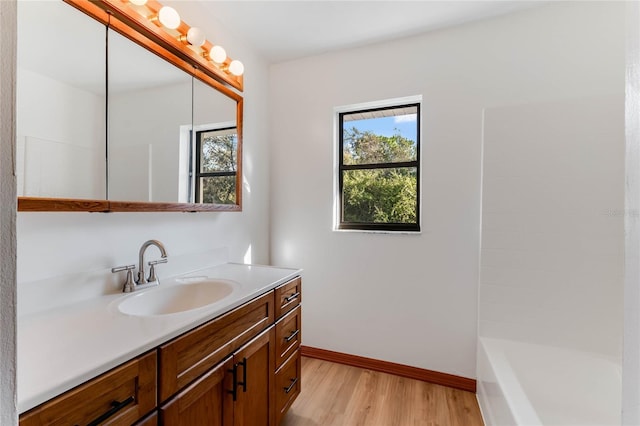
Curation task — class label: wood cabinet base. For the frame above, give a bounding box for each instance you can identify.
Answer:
[19,276,302,426]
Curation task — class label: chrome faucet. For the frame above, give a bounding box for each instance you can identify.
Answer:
[137,239,168,285]
[112,239,168,292]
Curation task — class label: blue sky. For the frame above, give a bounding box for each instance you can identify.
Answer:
[345,114,418,143]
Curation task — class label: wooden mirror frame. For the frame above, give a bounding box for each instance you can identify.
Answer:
[18,0,243,212]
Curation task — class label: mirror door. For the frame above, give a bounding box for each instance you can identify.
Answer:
[17,0,244,212]
[17,0,106,201]
[107,29,192,203]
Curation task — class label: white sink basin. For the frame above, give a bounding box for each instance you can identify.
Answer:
[117,279,236,316]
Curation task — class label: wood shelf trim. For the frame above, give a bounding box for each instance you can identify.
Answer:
[300,346,476,393]
[108,201,241,212]
[18,197,110,212]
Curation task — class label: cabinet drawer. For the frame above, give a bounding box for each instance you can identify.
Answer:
[275,305,301,370]
[20,351,156,426]
[158,291,274,402]
[274,350,301,425]
[274,277,301,319]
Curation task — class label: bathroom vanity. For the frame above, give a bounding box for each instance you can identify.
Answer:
[18,264,302,425]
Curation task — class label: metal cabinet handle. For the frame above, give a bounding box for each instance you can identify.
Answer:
[228,365,238,401]
[237,357,247,393]
[285,329,299,343]
[83,396,134,426]
[284,292,300,303]
[284,377,298,394]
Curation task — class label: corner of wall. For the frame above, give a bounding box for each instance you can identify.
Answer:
[623,1,640,423]
[0,0,18,423]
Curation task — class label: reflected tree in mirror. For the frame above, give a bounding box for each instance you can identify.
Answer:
[195,128,237,204]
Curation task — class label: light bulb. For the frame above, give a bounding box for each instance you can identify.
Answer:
[186,27,206,47]
[158,6,180,30]
[229,60,244,76]
[209,45,227,64]
[129,0,147,5]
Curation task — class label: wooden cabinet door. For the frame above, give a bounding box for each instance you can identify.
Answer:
[159,291,274,402]
[160,356,234,426]
[232,327,276,426]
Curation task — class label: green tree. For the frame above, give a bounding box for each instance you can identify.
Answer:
[200,133,236,204]
[342,128,417,224]
[343,127,416,164]
[201,133,236,172]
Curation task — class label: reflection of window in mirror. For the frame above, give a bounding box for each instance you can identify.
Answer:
[193,126,238,204]
[190,76,239,205]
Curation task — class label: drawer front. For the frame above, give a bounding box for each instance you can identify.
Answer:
[158,291,274,402]
[275,350,301,425]
[274,277,301,319]
[20,351,156,426]
[134,411,158,426]
[275,305,301,370]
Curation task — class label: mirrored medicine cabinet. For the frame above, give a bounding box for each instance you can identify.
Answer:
[16,0,243,212]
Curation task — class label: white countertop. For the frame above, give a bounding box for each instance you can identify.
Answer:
[17,262,302,414]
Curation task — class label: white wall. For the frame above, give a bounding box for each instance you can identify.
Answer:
[16,68,105,199]
[17,2,271,294]
[1,0,18,423]
[109,80,191,202]
[269,2,625,379]
[624,2,640,423]
[480,96,624,356]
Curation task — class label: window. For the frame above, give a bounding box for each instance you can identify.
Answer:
[337,102,420,232]
[194,127,237,204]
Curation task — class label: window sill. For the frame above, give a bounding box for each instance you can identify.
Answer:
[332,228,422,235]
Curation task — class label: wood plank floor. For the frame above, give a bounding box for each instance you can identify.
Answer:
[280,357,484,426]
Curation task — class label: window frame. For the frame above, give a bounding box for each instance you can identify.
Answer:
[193,126,238,204]
[336,101,421,233]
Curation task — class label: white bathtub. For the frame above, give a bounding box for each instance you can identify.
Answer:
[477,337,621,426]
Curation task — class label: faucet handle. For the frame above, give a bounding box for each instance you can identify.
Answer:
[112,264,136,293]
[112,264,136,273]
[147,258,167,284]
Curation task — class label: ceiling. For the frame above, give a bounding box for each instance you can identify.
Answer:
[199,1,546,64]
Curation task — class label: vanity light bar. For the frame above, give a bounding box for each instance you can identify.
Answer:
[64,0,244,91]
[128,0,245,79]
